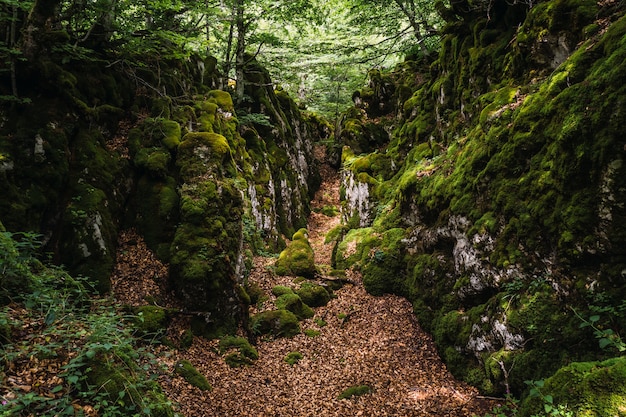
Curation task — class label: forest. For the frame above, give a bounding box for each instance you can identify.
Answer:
[1,0,626,416]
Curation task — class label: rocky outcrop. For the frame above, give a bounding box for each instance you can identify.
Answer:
[0,47,319,336]
[333,0,626,399]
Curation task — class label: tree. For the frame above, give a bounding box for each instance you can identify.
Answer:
[216,0,320,104]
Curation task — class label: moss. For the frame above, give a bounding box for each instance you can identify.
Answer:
[275,293,314,320]
[338,385,371,400]
[218,335,259,367]
[180,329,194,349]
[251,309,301,338]
[303,329,320,337]
[296,282,331,307]
[178,132,231,178]
[159,119,181,149]
[132,305,169,339]
[518,357,626,417]
[284,351,303,365]
[272,285,294,296]
[274,228,316,278]
[207,90,234,112]
[86,352,175,416]
[174,360,211,391]
[134,147,171,179]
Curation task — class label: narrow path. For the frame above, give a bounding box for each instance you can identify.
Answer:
[155,147,499,416]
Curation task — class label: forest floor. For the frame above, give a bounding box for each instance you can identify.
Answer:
[112,146,501,416]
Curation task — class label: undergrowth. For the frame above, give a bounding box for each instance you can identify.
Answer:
[0,230,177,416]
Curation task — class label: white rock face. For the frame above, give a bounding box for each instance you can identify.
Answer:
[342,170,372,227]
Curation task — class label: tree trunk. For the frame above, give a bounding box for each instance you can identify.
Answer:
[221,2,236,90]
[234,0,245,105]
[21,0,63,61]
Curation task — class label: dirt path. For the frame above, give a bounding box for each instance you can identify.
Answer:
[150,148,498,416]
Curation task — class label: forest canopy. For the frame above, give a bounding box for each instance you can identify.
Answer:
[0,0,444,117]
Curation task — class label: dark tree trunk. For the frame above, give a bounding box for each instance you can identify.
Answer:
[21,0,63,61]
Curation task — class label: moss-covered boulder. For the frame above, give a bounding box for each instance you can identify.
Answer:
[271,285,295,296]
[132,305,170,339]
[275,293,314,320]
[218,335,259,368]
[251,310,300,338]
[275,228,316,278]
[296,282,331,307]
[284,351,303,365]
[518,357,626,417]
[174,359,211,391]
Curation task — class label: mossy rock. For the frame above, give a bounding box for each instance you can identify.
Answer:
[338,385,371,400]
[246,281,266,305]
[284,351,303,365]
[296,282,331,307]
[132,305,170,339]
[134,147,171,179]
[251,309,300,338]
[218,335,259,368]
[275,293,314,320]
[274,228,316,278]
[174,360,211,391]
[86,352,175,416]
[177,132,231,179]
[159,119,181,150]
[518,357,626,417]
[271,285,295,296]
[207,90,234,113]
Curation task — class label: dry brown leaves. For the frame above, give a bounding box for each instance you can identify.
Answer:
[111,229,177,308]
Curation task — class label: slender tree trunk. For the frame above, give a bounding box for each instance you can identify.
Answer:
[21,0,63,61]
[234,0,246,105]
[10,4,18,97]
[221,2,236,90]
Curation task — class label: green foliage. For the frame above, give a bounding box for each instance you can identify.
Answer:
[524,380,573,417]
[575,309,626,353]
[0,231,175,416]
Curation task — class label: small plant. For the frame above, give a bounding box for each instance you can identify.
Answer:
[574,308,626,352]
[475,395,519,417]
[338,385,371,399]
[284,351,303,365]
[525,380,573,417]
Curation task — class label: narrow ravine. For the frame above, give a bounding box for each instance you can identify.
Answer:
[128,147,497,417]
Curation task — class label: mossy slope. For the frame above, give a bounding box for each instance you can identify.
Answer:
[333,0,626,401]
